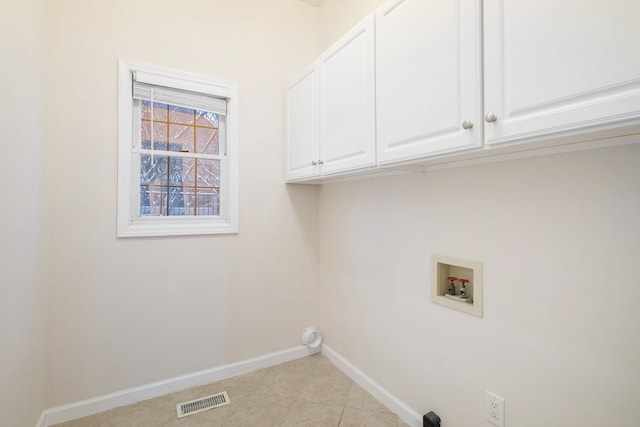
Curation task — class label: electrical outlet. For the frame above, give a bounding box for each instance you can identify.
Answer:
[486,391,504,426]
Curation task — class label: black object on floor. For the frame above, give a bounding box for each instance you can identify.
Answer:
[423,411,441,427]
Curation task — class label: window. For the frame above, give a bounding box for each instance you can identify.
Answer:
[117,59,238,237]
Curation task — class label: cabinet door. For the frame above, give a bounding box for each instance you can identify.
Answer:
[484,0,640,146]
[287,62,319,181]
[376,0,482,164]
[319,14,376,175]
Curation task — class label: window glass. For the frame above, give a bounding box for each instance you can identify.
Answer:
[138,101,222,217]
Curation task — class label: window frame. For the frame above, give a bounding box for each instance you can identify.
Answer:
[117,59,239,237]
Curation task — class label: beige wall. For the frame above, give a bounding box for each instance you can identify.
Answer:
[0,0,48,425]
[319,0,385,51]
[43,0,320,407]
[317,2,640,424]
[318,144,640,425]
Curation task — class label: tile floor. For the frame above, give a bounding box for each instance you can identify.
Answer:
[53,354,411,427]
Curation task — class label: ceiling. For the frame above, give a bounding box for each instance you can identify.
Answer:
[300,0,324,6]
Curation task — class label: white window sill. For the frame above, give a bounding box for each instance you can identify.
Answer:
[117,217,238,238]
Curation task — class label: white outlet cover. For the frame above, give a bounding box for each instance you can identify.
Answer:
[486,390,505,427]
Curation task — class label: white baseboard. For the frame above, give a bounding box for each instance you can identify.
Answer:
[38,345,318,427]
[321,345,422,427]
[35,412,46,427]
[37,344,421,427]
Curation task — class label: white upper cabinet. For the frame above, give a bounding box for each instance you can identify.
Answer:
[483,0,640,145]
[287,0,640,183]
[287,62,319,181]
[319,13,376,175]
[287,14,375,181]
[375,0,483,164]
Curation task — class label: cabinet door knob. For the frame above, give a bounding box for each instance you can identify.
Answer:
[311,161,318,166]
[462,120,473,129]
[485,112,498,123]
[318,160,324,165]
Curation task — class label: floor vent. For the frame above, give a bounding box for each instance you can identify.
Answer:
[176,391,230,418]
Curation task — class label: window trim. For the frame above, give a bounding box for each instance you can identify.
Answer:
[117,59,239,237]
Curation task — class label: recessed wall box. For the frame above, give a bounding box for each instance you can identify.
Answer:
[431,254,483,317]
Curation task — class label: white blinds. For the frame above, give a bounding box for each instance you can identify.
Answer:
[132,79,227,116]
